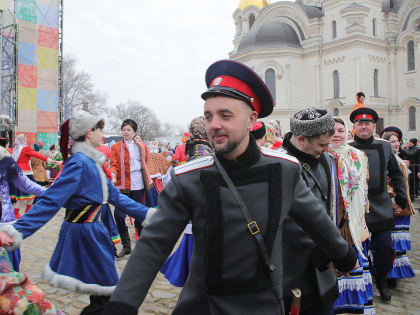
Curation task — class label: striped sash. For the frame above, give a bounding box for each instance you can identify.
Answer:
[65,204,101,223]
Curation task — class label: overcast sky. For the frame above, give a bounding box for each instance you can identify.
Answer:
[64,0,242,127]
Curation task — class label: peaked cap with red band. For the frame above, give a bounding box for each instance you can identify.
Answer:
[201,59,274,118]
[350,107,378,123]
[250,121,266,140]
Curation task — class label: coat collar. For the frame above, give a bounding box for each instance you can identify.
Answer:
[282,132,320,168]
[354,135,374,145]
[72,142,106,165]
[216,134,261,172]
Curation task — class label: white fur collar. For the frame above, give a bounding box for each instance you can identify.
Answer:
[72,142,106,165]
[72,141,108,203]
[0,146,11,161]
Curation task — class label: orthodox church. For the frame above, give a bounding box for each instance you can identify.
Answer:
[230,0,420,138]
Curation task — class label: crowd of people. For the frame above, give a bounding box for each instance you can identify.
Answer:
[0,59,418,315]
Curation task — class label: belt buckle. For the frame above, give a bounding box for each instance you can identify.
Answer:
[248,221,260,235]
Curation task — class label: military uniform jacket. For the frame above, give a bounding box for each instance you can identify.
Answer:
[350,136,406,232]
[105,137,354,315]
[281,133,338,311]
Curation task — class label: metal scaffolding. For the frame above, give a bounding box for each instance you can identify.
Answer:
[0,1,16,136]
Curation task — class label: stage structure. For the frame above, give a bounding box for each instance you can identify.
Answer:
[0,0,63,147]
[0,0,16,140]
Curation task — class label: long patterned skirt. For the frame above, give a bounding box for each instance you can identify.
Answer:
[388,216,415,279]
[334,242,375,314]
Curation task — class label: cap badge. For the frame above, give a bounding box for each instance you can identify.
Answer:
[363,114,366,118]
[250,97,254,103]
[214,77,222,86]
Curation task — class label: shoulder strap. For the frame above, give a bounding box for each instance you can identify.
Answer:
[213,156,285,315]
[301,162,328,204]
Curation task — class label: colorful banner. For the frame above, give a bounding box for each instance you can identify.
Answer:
[15,0,59,146]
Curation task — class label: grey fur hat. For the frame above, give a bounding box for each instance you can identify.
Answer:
[69,110,102,140]
[290,107,335,137]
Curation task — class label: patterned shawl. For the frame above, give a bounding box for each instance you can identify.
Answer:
[328,139,369,258]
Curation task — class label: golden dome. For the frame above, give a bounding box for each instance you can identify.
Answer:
[237,0,271,10]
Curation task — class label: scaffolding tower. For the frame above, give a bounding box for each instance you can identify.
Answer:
[0,1,16,137]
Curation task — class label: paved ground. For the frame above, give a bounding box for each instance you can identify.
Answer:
[20,200,420,314]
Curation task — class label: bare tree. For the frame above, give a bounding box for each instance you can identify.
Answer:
[107,100,162,141]
[160,122,186,137]
[62,55,107,120]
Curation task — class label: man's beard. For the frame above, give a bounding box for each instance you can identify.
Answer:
[212,132,247,156]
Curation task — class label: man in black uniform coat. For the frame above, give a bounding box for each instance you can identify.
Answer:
[103,60,357,315]
[281,108,339,314]
[349,107,407,301]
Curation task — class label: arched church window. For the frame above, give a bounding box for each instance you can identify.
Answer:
[408,40,415,71]
[409,106,416,130]
[333,70,340,99]
[332,20,337,39]
[373,18,377,36]
[237,16,243,35]
[265,68,276,103]
[249,14,255,30]
[333,108,339,116]
[374,69,379,97]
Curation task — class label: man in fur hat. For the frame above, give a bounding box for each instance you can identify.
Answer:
[0,110,156,314]
[103,60,357,315]
[280,107,341,314]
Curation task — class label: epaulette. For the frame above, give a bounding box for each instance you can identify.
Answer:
[261,147,299,164]
[174,155,214,175]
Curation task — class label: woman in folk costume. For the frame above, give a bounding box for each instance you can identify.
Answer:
[110,119,154,258]
[0,111,156,315]
[45,144,62,180]
[10,134,55,219]
[0,233,64,314]
[160,116,213,287]
[381,127,415,288]
[329,117,375,315]
[0,145,46,271]
[147,141,172,193]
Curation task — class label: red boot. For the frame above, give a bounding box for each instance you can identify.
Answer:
[14,208,21,219]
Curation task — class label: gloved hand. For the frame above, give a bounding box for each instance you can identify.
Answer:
[142,207,158,227]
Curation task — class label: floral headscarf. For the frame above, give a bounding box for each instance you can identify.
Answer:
[262,122,276,149]
[185,116,213,161]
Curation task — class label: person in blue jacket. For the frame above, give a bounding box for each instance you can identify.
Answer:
[0,110,156,315]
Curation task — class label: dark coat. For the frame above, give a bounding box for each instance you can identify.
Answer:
[399,145,420,173]
[104,137,355,315]
[281,133,338,311]
[350,136,407,232]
